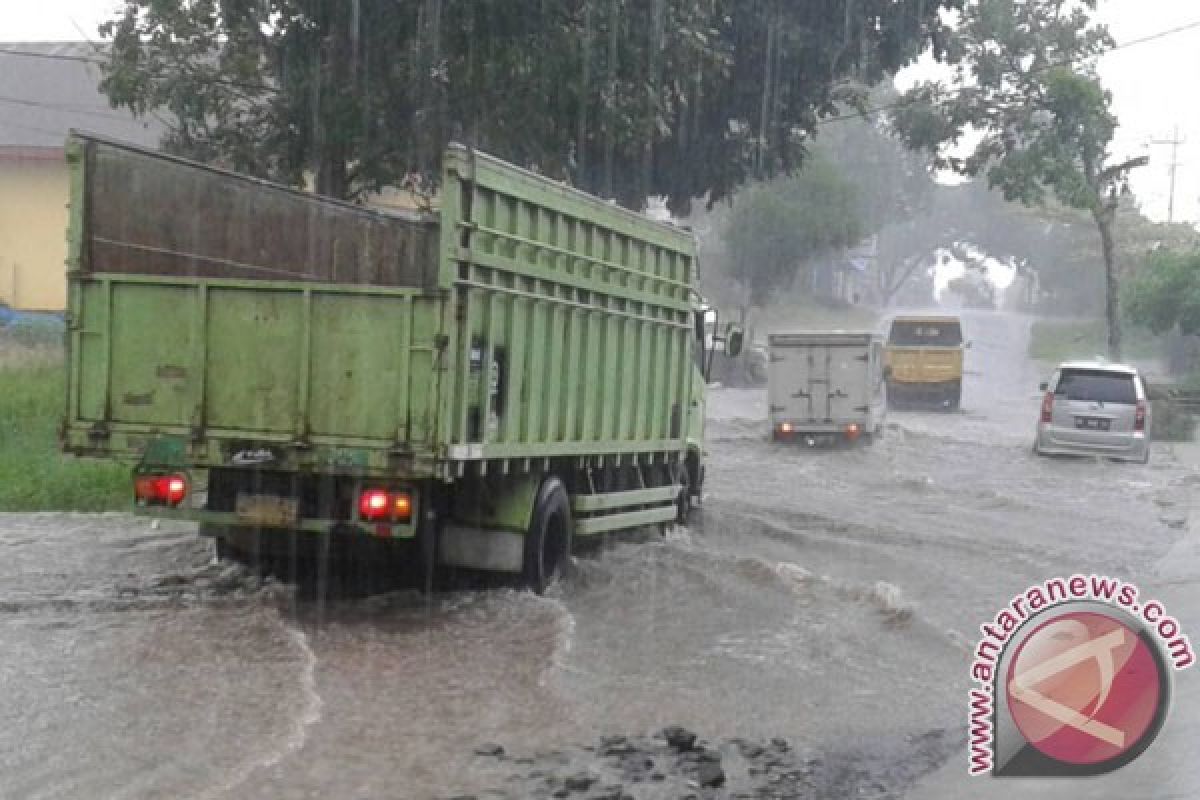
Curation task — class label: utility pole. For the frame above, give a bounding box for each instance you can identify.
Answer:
[1150,125,1185,223]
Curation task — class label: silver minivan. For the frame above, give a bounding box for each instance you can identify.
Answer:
[1033,361,1151,463]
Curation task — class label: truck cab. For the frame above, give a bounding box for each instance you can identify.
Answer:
[683,302,743,507]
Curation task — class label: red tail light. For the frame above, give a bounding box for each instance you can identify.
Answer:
[1135,400,1146,432]
[359,489,389,519]
[134,473,188,507]
[358,489,413,523]
[1040,391,1054,423]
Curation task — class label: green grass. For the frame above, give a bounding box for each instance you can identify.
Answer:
[1028,319,1162,364]
[0,350,128,511]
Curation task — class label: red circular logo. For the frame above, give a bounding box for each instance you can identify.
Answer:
[1006,611,1163,766]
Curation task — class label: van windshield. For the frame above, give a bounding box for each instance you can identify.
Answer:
[887,320,963,347]
[1055,369,1137,404]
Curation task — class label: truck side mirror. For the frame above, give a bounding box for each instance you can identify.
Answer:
[965,340,973,349]
[725,326,744,358]
[1038,381,1048,391]
[883,365,893,380]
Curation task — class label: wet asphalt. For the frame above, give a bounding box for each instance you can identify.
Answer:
[0,311,1196,799]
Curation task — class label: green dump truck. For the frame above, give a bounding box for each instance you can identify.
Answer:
[60,133,739,592]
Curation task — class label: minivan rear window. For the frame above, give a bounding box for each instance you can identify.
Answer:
[887,320,963,347]
[1055,370,1137,404]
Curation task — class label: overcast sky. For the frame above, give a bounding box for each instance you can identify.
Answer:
[5,1,1200,224]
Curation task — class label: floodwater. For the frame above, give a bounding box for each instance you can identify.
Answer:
[1,311,1196,799]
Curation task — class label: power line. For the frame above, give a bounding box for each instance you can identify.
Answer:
[0,117,76,140]
[1111,19,1200,50]
[816,18,1200,128]
[0,46,96,64]
[0,93,142,122]
[0,46,278,95]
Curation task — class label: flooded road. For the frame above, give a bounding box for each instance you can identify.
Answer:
[2,311,1196,799]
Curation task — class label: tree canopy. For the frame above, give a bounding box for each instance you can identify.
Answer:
[1125,249,1200,336]
[99,0,960,207]
[891,0,1144,358]
[722,155,864,309]
[705,85,942,312]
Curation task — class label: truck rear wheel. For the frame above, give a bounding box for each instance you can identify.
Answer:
[522,477,571,594]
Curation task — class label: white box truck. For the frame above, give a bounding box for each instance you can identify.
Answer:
[767,331,886,445]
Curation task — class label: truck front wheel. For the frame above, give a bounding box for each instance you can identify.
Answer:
[522,477,572,594]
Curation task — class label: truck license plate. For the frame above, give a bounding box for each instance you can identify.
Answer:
[235,494,299,527]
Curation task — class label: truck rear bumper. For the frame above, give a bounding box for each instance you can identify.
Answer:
[139,505,417,539]
[770,420,872,445]
[1035,425,1149,462]
[886,380,960,408]
[133,465,421,539]
[142,506,324,533]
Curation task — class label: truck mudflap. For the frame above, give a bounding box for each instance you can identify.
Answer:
[439,525,525,572]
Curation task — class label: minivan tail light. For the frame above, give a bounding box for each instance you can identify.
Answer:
[1135,400,1146,432]
[1040,391,1054,423]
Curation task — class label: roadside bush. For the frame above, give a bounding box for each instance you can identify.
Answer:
[1147,377,1199,442]
[1028,319,1162,364]
[1151,399,1197,442]
[0,354,127,511]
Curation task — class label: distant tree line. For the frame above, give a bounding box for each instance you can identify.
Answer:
[704,0,1194,360]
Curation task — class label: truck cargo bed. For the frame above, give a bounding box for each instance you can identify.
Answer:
[80,135,439,287]
[62,134,702,482]
[767,331,885,443]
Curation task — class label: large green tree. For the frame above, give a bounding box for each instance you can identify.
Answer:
[99,0,959,207]
[819,96,939,307]
[709,89,940,313]
[892,0,1145,358]
[722,155,864,312]
[1125,248,1200,336]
